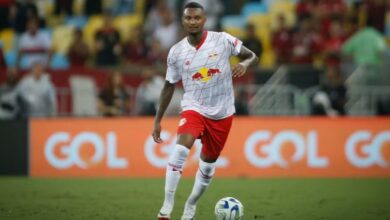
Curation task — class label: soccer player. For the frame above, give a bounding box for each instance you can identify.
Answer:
[152,2,258,220]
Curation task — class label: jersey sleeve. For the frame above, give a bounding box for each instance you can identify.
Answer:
[165,46,181,84]
[223,32,243,56]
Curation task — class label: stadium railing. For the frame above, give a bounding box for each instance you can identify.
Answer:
[54,84,390,117]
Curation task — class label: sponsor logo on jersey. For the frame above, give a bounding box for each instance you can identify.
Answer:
[208,51,219,60]
[192,67,221,82]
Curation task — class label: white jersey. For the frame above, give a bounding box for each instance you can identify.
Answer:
[19,31,52,68]
[166,31,242,120]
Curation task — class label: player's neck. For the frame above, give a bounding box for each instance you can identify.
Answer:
[187,31,206,48]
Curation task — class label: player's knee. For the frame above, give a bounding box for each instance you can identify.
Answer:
[199,160,215,177]
[167,144,190,172]
[177,134,196,148]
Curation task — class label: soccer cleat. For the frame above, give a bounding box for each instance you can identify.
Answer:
[157,212,170,220]
[181,203,196,220]
[158,203,173,220]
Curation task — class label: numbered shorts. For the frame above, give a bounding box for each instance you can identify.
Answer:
[177,110,233,160]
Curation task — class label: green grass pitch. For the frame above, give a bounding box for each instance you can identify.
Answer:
[0,177,389,220]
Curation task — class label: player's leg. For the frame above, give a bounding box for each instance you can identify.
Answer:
[158,134,195,219]
[181,156,216,220]
[158,111,204,219]
[181,116,233,220]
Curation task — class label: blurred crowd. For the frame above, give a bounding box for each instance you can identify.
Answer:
[0,0,389,119]
[0,0,230,69]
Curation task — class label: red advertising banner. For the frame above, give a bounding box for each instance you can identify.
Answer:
[30,117,390,177]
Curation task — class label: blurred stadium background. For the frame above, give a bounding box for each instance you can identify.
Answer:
[0,0,389,219]
[0,0,389,117]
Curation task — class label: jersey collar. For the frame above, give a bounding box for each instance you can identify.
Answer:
[196,31,208,50]
[187,31,208,50]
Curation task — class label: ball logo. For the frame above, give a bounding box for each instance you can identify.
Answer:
[144,131,229,168]
[245,130,329,168]
[345,131,390,168]
[45,132,128,169]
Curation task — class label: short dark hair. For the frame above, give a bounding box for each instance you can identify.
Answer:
[184,2,204,11]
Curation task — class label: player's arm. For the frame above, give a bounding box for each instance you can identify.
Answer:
[152,81,175,143]
[232,45,259,78]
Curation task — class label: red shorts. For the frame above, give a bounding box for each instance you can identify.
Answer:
[177,110,233,160]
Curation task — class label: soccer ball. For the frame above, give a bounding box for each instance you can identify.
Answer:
[214,197,244,220]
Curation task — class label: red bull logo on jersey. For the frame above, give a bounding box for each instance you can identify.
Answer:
[192,67,221,82]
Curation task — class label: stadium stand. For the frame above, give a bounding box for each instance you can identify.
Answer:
[0,0,389,117]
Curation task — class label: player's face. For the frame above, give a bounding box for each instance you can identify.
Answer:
[182,8,206,34]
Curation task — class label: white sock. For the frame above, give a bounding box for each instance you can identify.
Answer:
[186,160,216,206]
[160,144,190,214]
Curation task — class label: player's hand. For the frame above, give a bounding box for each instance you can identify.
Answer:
[152,123,163,143]
[232,63,247,78]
